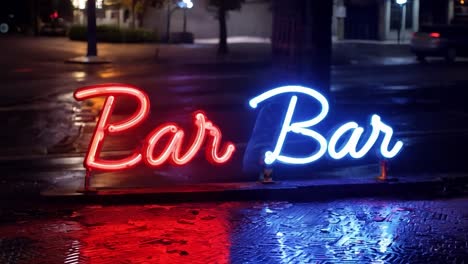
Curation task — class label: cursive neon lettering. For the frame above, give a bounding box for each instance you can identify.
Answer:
[74,84,235,172]
[141,112,235,166]
[205,121,237,164]
[249,85,403,165]
[74,84,149,171]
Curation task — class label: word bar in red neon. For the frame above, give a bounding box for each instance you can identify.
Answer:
[74,84,236,172]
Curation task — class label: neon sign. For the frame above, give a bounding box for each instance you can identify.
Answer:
[74,84,236,172]
[75,84,403,174]
[249,86,403,165]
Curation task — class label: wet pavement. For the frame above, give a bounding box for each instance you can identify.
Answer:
[2,35,468,264]
[1,37,468,194]
[1,197,468,263]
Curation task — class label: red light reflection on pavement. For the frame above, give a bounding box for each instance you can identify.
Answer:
[76,205,232,263]
[0,203,238,264]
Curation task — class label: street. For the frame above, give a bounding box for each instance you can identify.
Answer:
[1,37,468,194]
[4,0,468,261]
[1,198,468,263]
[2,0,468,261]
[1,33,468,263]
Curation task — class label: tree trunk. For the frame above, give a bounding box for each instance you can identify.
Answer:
[131,0,136,29]
[303,0,332,94]
[87,0,98,57]
[218,0,228,55]
[271,0,332,94]
[29,0,39,36]
[165,3,171,42]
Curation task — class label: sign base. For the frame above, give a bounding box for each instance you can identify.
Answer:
[259,168,275,184]
[66,56,111,64]
[76,188,98,194]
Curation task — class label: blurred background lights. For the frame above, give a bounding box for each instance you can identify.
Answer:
[72,0,103,10]
[178,0,194,9]
[72,0,86,10]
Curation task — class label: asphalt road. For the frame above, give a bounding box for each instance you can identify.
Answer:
[1,36,468,104]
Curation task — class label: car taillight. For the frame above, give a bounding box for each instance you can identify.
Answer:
[429,32,440,38]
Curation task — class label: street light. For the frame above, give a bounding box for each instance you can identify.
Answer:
[396,0,407,44]
[179,0,193,33]
[166,0,194,41]
[178,0,194,9]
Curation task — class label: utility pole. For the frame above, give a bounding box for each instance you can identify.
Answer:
[33,0,39,36]
[87,0,97,57]
[400,4,406,42]
[183,8,187,32]
[166,3,171,42]
[166,1,193,42]
[396,0,407,43]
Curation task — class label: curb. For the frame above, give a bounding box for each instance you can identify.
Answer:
[39,176,468,205]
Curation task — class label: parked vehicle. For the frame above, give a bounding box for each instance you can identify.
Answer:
[411,25,468,62]
[40,18,68,36]
[0,14,21,34]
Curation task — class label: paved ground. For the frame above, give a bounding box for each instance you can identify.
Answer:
[1,37,468,263]
[1,197,468,263]
[1,36,468,194]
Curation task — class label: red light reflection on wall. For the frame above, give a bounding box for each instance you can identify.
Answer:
[74,84,236,172]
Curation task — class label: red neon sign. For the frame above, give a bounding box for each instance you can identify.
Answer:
[74,84,236,172]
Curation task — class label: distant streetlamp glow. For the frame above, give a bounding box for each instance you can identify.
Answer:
[178,0,194,9]
[73,0,103,10]
[396,0,407,5]
[166,0,194,41]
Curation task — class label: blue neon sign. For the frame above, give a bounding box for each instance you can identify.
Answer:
[249,86,404,165]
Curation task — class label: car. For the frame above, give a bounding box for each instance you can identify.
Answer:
[40,18,68,36]
[411,25,468,62]
[0,14,21,34]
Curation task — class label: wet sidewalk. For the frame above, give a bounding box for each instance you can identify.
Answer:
[1,198,468,263]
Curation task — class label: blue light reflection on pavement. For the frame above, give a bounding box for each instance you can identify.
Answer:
[229,199,466,263]
[1,199,468,263]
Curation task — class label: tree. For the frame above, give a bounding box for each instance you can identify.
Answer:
[208,0,245,55]
[121,0,167,28]
[271,0,333,93]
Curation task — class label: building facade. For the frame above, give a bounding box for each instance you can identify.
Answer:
[142,0,272,40]
[70,0,467,41]
[72,0,140,28]
[333,0,466,41]
[333,0,419,41]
